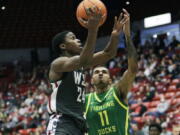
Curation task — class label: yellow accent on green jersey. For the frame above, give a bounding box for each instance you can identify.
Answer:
[85,93,92,115]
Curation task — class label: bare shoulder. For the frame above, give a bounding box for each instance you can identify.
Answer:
[50,56,68,71]
[51,56,69,66]
[49,68,63,82]
[49,55,81,81]
[51,55,82,73]
[49,57,68,82]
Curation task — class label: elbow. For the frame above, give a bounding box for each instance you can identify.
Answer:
[79,59,93,69]
[79,61,87,68]
[104,50,116,59]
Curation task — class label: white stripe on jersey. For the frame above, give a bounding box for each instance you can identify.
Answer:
[47,80,62,114]
[46,114,62,135]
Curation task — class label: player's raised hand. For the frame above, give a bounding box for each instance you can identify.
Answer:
[111,11,128,37]
[78,6,104,29]
[122,9,130,37]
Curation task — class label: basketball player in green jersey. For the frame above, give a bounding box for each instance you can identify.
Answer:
[85,9,138,135]
[47,7,128,135]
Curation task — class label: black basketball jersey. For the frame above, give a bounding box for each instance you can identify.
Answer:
[47,69,85,121]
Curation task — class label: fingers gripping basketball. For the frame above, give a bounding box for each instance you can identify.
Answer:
[76,0,107,28]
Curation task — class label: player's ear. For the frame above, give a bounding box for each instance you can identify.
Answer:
[59,43,66,50]
[108,72,112,84]
[108,78,112,84]
[91,78,94,85]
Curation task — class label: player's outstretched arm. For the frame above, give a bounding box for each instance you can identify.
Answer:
[79,7,103,67]
[86,11,128,67]
[50,7,103,74]
[114,9,138,100]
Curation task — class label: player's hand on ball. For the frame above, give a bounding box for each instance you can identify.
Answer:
[111,11,128,37]
[79,6,103,29]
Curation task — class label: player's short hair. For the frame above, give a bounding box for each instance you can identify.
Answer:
[91,65,112,78]
[92,65,108,73]
[52,31,70,55]
[149,123,162,133]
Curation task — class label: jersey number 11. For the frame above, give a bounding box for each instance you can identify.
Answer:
[98,110,110,126]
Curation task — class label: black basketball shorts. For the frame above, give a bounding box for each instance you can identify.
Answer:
[46,114,86,135]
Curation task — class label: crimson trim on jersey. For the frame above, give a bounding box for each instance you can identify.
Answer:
[48,96,54,114]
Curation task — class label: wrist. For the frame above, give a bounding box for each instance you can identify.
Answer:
[110,35,119,43]
[125,34,131,40]
[125,31,131,37]
[111,34,119,39]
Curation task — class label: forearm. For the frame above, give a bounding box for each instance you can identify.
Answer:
[125,35,138,73]
[104,35,119,58]
[84,35,119,67]
[80,28,98,66]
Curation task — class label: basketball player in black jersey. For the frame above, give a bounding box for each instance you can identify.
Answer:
[46,7,128,135]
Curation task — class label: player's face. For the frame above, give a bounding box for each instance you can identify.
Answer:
[64,32,82,55]
[92,67,111,86]
[149,127,161,135]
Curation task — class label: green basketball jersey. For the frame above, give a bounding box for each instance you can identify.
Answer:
[85,87,130,135]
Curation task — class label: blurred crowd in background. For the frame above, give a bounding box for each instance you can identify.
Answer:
[0,34,180,135]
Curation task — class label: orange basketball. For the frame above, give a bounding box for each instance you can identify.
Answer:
[76,0,107,28]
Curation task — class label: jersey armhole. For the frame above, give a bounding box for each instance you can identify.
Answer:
[49,72,68,83]
[85,93,92,116]
[112,87,128,110]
